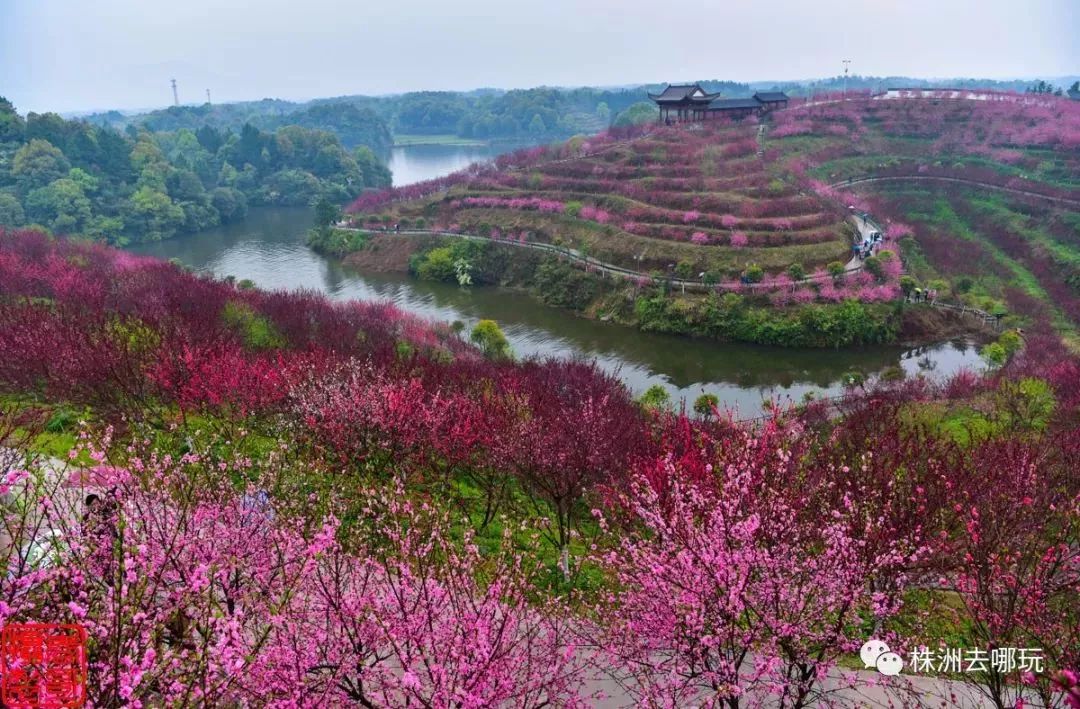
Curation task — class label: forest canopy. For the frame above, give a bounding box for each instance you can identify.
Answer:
[0,98,391,244]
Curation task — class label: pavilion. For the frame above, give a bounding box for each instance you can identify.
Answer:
[648,84,790,122]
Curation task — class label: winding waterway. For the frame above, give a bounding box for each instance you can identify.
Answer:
[129,145,983,416]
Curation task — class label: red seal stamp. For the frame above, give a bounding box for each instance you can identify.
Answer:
[1,623,87,708]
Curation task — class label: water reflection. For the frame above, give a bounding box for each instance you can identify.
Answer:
[129,206,985,415]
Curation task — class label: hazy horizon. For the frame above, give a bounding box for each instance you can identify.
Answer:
[3,0,1077,115]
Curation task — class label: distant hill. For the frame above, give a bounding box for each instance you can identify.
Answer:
[78,74,1080,150]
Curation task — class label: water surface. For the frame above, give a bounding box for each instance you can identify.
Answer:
[130,205,983,416]
[387,142,519,186]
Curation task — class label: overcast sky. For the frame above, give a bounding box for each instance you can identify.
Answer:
[2,0,1077,114]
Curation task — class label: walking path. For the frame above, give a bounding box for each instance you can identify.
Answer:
[832,175,1080,209]
[337,221,868,293]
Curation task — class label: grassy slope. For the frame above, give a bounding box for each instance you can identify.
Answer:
[361,123,853,279]
[769,99,1080,342]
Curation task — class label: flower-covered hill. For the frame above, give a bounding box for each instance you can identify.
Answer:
[769,94,1080,343]
[0,228,482,416]
[1,228,1079,705]
[344,123,855,278]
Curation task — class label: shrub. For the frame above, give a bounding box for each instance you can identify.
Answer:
[787,263,806,281]
[221,301,286,350]
[692,393,720,418]
[981,342,1008,368]
[470,319,513,360]
[533,258,600,311]
[743,264,764,283]
[863,255,883,281]
[413,247,457,282]
[638,385,672,411]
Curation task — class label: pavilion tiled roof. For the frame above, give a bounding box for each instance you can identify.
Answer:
[753,91,789,103]
[648,84,721,102]
[707,97,762,110]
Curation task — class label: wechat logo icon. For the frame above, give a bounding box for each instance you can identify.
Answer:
[861,639,903,676]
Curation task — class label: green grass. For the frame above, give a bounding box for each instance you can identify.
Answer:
[812,151,1080,191]
[871,184,1077,336]
[969,194,1080,270]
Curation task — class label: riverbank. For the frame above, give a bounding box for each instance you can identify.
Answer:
[319,230,995,350]
[127,206,986,415]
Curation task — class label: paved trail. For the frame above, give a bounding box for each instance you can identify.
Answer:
[833,175,1080,209]
[339,219,869,293]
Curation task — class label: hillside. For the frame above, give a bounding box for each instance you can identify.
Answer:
[335,94,1080,346]
[1,227,1078,705]
[768,94,1080,343]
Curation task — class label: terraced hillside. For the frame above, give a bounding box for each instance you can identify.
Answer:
[344,123,854,279]
[767,96,1080,342]
[331,95,1078,348]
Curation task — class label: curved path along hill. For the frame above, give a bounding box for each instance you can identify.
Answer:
[340,212,873,293]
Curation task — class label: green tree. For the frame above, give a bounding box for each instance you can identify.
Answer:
[24,179,92,232]
[85,215,125,243]
[124,186,185,241]
[0,97,25,143]
[638,385,671,411]
[353,146,392,188]
[693,393,720,418]
[827,261,846,279]
[130,137,168,173]
[787,263,806,281]
[414,247,458,282]
[0,192,25,226]
[210,187,248,223]
[12,139,70,192]
[196,124,224,154]
[66,167,99,194]
[994,377,1055,433]
[165,169,207,202]
[528,114,547,134]
[743,264,764,283]
[612,102,659,127]
[863,255,883,281]
[470,319,512,360]
[314,197,341,229]
[998,330,1023,357]
[981,342,1008,368]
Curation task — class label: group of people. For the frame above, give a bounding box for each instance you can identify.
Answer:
[909,287,937,303]
[853,230,883,260]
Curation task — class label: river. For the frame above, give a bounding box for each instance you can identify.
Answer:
[129,145,983,416]
[387,142,513,186]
